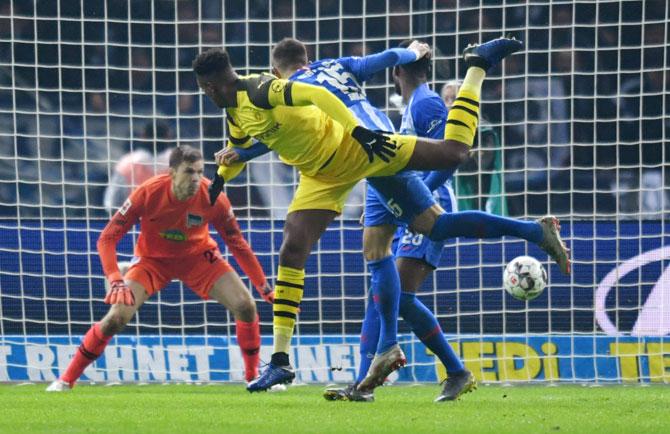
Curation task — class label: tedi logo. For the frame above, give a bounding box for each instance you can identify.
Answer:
[595,245,670,336]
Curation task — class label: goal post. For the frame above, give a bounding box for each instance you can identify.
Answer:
[0,1,668,384]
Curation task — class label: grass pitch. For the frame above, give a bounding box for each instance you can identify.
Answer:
[1,383,668,433]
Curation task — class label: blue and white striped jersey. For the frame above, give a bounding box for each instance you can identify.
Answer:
[289,48,418,132]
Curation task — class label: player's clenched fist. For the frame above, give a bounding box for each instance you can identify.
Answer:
[255,282,275,304]
[351,126,397,163]
[214,147,240,166]
[407,40,431,60]
[104,280,135,306]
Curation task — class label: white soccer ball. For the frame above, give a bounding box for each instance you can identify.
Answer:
[503,256,547,301]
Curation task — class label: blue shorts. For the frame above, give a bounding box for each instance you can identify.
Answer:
[364,171,437,227]
[392,184,457,268]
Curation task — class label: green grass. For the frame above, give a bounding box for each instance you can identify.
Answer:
[1,383,669,433]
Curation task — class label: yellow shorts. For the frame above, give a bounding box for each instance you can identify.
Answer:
[288,133,416,214]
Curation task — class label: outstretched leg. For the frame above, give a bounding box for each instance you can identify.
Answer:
[419,210,570,274]
[428,210,543,242]
[406,36,524,172]
[403,38,569,274]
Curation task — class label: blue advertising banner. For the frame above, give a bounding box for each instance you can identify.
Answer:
[1,220,670,335]
[1,220,669,382]
[0,335,668,383]
[0,220,670,336]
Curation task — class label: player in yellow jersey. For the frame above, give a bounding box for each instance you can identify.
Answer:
[193,37,530,392]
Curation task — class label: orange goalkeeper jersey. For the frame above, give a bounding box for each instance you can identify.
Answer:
[97,173,266,288]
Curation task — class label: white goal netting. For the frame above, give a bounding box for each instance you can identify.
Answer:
[0,0,668,384]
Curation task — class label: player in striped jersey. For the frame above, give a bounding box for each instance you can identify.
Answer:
[228,39,570,395]
[195,37,568,393]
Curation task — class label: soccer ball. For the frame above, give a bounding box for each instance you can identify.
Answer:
[503,256,547,301]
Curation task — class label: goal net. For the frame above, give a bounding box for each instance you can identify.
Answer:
[0,0,668,384]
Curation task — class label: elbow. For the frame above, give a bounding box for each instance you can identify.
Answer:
[96,237,106,255]
[446,142,470,167]
[97,235,113,256]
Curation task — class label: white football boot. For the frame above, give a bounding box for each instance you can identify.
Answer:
[357,344,407,392]
[46,379,72,392]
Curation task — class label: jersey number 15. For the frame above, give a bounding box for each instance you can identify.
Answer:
[315,62,364,102]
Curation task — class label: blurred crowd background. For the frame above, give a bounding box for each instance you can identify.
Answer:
[0,0,668,219]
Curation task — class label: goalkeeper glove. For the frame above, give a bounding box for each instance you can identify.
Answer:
[351,126,397,163]
[255,282,275,304]
[209,169,225,206]
[104,280,135,306]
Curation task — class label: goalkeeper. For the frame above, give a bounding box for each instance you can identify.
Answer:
[46,146,273,391]
[194,37,561,392]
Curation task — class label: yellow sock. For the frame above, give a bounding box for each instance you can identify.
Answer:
[273,266,305,355]
[444,67,485,147]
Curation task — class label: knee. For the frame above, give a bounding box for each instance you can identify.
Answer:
[410,206,442,236]
[232,299,257,323]
[443,141,470,166]
[455,145,470,165]
[279,237,309,268]
[362,226,395,261]
[363,242,391,262]
[363,234,393,262]
[100,308,132,335]
[410,220,434,236]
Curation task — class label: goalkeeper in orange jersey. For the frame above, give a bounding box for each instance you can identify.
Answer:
[193,37,563,392]
[46,145,273,391]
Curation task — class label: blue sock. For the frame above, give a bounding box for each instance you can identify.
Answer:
[399,292,464,375]
[368,256,401,354]
[356,290,380,384]
[429,211,543,244]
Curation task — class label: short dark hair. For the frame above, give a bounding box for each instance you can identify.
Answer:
[169,145,203,169]
[398,39,431,78]
[192,48,231,76]
[272,38,308,72]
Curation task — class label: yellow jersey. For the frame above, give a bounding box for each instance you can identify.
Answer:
[218,73,360,180]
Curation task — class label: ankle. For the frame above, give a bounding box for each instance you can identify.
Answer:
[460,67,485,97]
[271,352,290,366]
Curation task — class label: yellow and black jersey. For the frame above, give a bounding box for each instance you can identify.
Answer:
[217,73,360,181]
